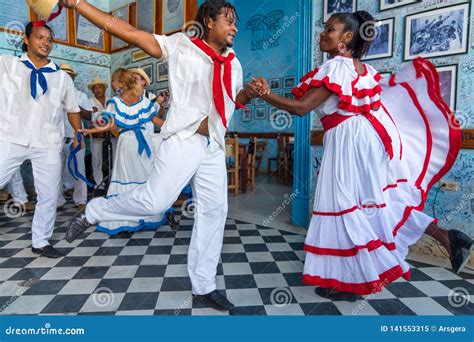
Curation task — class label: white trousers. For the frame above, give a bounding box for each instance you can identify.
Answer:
[91,137,117,188]
[0,142,61,248]
[86,134,228,295]
[57,141,87,206]
[6,169,28,204]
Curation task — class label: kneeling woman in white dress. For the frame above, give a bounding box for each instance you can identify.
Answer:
[90,68,175,235]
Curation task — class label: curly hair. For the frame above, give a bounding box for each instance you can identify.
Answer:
[331,11,376,59]
[194,0,239,38]
[112,68,141,98]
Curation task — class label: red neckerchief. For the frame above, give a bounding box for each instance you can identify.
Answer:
[190,36,245,129]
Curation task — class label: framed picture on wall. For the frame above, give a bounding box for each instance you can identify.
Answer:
[162,0,186,34]
[404,3,470,60]
[254,107,266,120]
[157,62,169,81]
[269,78,281,91]
[142,64,154,84]
[283,76,296,89]
[362,18,394,60]
[380,0,420,11]
[436,64,457,110]
[74,12,105,51]
[324,0,357,22]
[136,0,156,33]
[283,91,294,99]
[255,97,266,106]
[378,72,392,84]
[242,109,252,122]
[132,50,150,62]
[48,5,69,43]
[111,5,130,51]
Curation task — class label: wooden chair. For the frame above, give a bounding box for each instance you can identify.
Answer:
[245,137,258,191]
[255,140,267,175]
[225,136,239,195]
[275,135,293,184]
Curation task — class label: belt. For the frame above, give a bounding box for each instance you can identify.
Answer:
[320,112,394,160]
[120,127,151,157]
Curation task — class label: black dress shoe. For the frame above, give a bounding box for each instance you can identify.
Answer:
[315,287,357,302]
[32,245,64,258]
[166,211,180,230]
[193,290,235,311]
[66,210,92,243]
[448,229,473,273]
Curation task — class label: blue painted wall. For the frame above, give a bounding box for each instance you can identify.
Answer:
[231,0,299,171]
[310,0,473,237]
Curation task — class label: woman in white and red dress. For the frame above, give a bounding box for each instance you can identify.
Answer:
[259,11,473,300]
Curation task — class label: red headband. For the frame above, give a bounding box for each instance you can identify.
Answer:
[32,3,64,27]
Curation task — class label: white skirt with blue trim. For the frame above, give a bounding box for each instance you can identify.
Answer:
[96,130,171,235]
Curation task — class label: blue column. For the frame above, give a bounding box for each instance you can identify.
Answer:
[291,0,313,227]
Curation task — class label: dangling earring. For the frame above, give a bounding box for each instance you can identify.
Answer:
[337,42,347,55]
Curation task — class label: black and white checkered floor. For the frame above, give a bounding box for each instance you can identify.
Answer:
[0,201,473,316]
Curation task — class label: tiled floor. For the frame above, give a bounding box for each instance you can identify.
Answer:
[0,200,473,316]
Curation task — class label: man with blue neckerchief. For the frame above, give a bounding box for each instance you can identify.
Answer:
[0,22,82,258]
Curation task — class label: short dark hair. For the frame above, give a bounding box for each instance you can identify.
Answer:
[331,11,376,59]
[22,22,54,52]
[194,0,238,38]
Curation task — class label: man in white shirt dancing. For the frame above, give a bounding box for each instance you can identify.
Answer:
[63,0,264,311]
[0,22,82,258]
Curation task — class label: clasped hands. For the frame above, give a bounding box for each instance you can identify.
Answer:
[245,77,270,99]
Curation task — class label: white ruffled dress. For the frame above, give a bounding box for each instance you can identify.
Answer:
[292,56,461,295]
[96,96,171,235]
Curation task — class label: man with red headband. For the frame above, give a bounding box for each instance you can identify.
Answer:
[62,0,265,311]
[0,21,82,258]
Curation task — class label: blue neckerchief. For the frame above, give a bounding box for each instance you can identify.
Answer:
[67,132,94,188]
[21,60,60,100]
[120,127,151,158]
